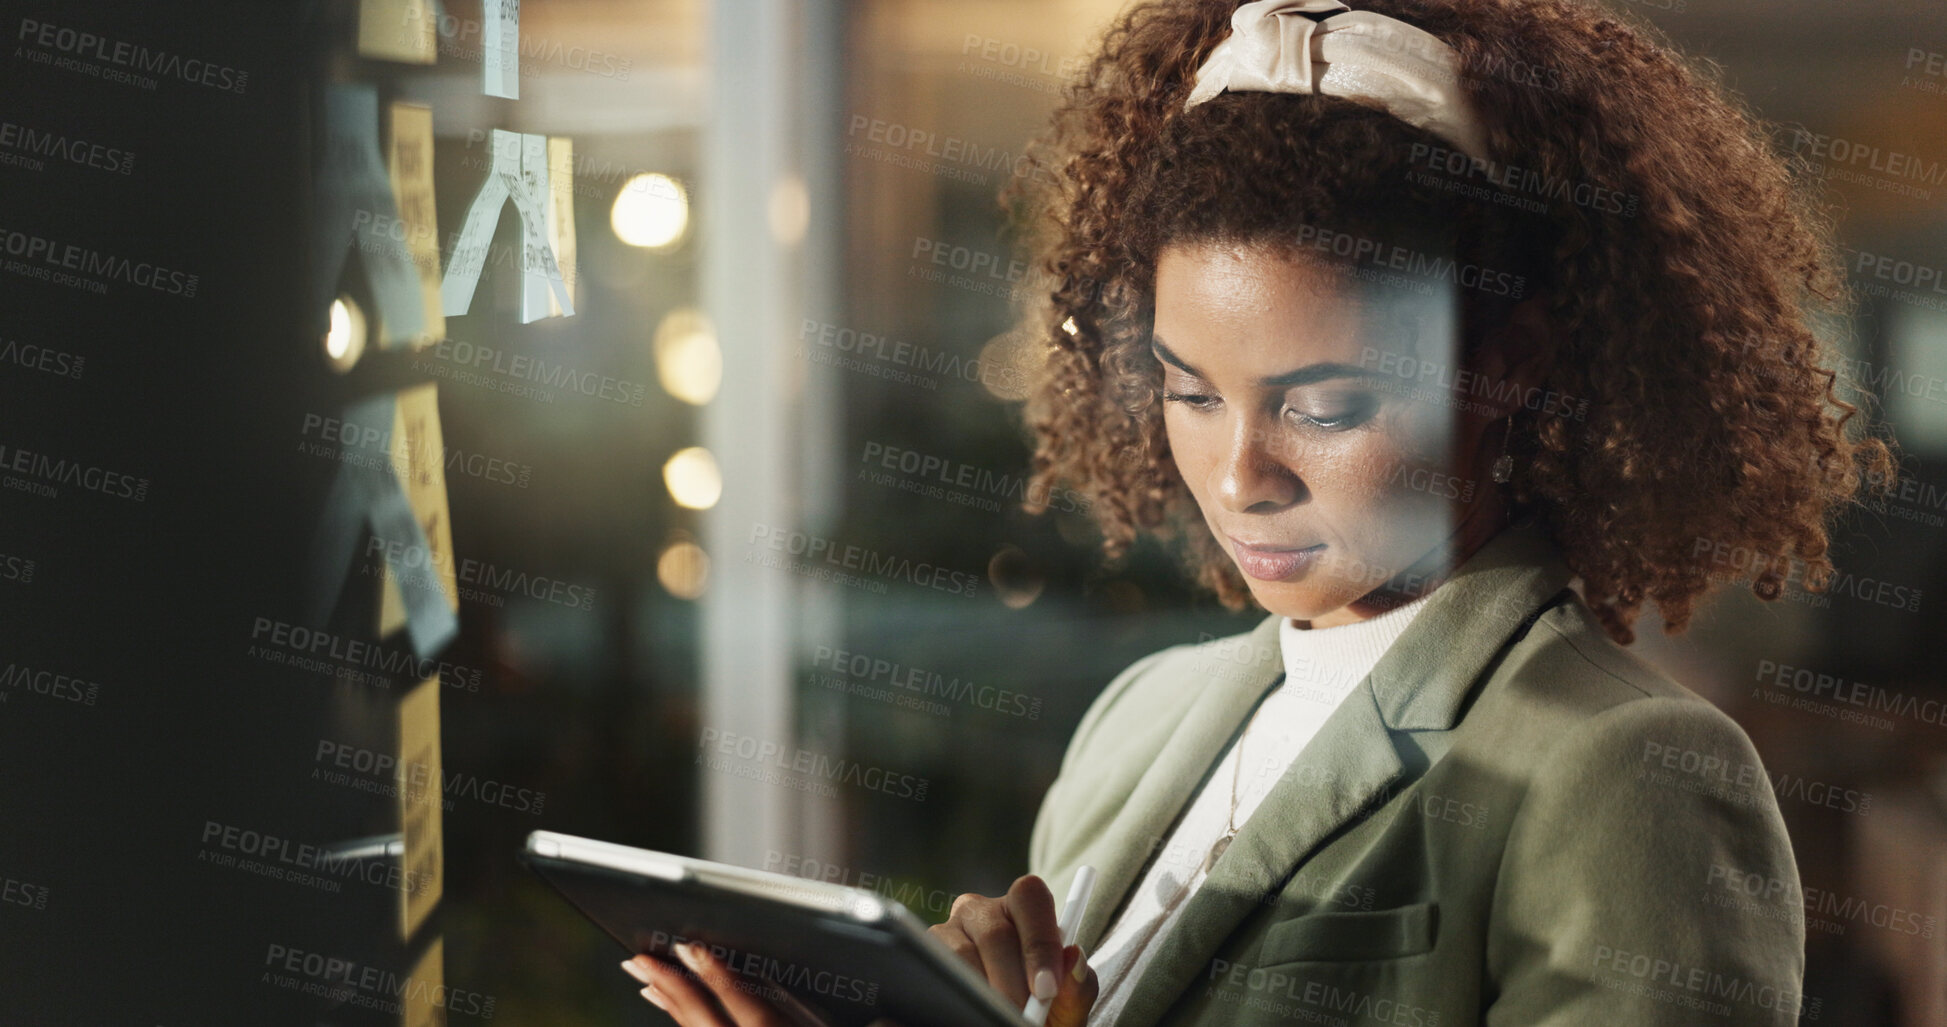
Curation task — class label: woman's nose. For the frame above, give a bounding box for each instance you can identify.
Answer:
[1213,417,1303,513]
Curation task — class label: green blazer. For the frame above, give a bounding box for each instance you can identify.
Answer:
[1029,520,1808,1027]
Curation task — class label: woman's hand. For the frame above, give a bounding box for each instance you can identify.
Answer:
[929,875,1098,1027]
[622,944,818,1027]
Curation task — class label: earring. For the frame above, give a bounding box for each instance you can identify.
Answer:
[1490,416,1514,484]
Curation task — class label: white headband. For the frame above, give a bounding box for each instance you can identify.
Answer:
[1184,0,1491,162]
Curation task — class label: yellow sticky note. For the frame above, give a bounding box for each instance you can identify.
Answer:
[357,0,438,65]
[547,137,577,318]
[388,102,445,347]
[403,934,449,1027]
[399,674,444,942]
[379,383,457,639]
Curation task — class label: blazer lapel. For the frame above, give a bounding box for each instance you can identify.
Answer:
[1074,612,1286,953]
[1107,519,1575,1027]
[1111,683,1404,1027]
[1369,517,1574,732]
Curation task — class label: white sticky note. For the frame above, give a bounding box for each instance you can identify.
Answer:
[439,129,574,323]
[483,0,520,99]
[313,85,425,346]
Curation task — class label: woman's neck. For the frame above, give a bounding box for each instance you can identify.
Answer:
[1298,490,1513,628]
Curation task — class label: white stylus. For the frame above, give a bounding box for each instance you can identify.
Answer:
[1022,864,1097,1026]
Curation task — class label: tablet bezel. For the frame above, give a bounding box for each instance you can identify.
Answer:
[522,830,1036,1027]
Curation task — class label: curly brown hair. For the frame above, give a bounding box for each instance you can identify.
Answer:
[1003,0,1897,645]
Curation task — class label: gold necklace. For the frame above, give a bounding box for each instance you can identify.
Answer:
[1102,716,1257,1001]
[1203,727,1246,875]
[1093,688,1283,1017]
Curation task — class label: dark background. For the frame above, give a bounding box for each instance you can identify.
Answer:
[2,0,1944,1024]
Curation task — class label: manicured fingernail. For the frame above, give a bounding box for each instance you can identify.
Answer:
[675,942,705,972]
[621,958,653,984]
[641,984,670,1010]
[1032,968,1058,1002]
[1071,946,1090,982]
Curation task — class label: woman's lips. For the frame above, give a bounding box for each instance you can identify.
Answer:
[1227,537,1324,582]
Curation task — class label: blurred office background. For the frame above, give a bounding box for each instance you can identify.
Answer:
[1,0,1944,1023]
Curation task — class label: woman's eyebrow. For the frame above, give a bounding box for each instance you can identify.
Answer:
[1151,335,1377,388]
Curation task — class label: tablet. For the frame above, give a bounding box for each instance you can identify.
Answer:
[520,830,1035,1027]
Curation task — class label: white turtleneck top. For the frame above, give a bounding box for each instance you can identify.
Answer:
[1084,593,1434,1027]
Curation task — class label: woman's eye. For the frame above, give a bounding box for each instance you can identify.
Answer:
[1162,389,1218,409]
[1283,398,1372,430]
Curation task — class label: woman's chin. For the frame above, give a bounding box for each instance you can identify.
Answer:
[1242,581,1352,624]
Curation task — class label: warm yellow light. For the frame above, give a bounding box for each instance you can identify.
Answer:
[988,545,1042,609]
[663,447,722,509]
[654,308,721,405]
[324,296,366,372]
[770,175,808,246]
[979,330,1036,402]
[1060,316,1078,336]
[611,173,689,249]
[657,539,710,599]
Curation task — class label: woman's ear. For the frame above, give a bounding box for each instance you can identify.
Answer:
[1472,293,1557,420]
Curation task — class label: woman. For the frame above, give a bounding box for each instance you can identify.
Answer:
[623,0,1893,1023]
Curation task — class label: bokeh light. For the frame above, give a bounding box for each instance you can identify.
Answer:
[662,446,722,510]
[654,308,722,405]
[611,173,689,249]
